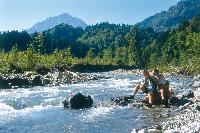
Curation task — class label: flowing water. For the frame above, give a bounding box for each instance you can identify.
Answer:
[0,73,194,133]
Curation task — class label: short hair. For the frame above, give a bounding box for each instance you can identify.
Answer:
[143,69,149,73]
[153,68,159,73]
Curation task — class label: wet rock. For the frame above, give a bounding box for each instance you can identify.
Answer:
[0,70,102,88]
[155,125,162,130]
[55,71,98,84]
[133,128,146,133]
[169,96,192,106]
[196,105,200,111]
[63,93,93,109]
[0,75,10,88]
[182,91,194,98]
[8,77,30,87]
[112,95,134,106]
[43,78,51,85]
[35,66,51,75]
[62,100,70,108]
[31,75,42,86]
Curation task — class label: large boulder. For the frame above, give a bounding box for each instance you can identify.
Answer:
[63,93,93,109]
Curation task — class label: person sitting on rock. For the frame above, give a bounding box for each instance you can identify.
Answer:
[151,68,173,105]
[133,70,159,107]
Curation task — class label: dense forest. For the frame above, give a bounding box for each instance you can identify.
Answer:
[0,14,200,75]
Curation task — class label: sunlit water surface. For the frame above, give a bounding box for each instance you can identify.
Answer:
[0,73,193,133]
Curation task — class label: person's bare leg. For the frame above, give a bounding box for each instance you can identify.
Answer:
[148,93,153,105]
[160,88,165,100]
[163,85,172,99]
[168,88,173,97]
[161,85,171,106]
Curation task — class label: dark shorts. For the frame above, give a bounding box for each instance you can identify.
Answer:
[143,87,149,94]
[149,90,158,95]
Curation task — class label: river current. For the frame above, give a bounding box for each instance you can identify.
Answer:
[0,72,193,133]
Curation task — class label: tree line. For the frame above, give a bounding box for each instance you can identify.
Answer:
[0,14,199,75]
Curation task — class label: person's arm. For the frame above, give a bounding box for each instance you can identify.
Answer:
[133,84,140,96]
[133,78,147,96]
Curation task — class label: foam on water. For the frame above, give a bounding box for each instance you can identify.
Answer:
[107,78,134,88]
[79,107,114,122]
[0,102,14,111]
[0,73,195,133]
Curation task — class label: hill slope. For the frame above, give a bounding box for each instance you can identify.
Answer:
[27,13,87,34]
[137,0,200,31]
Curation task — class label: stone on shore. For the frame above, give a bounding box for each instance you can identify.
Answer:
[35,66,51,75]
[0,71,100,89]
[0,75,10,88]
[31,75,43,86]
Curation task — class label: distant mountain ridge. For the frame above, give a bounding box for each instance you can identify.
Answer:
[137,0,200,31]
[27,13,87,34]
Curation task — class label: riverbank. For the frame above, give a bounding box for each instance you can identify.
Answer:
[1,66,200,132]
[0,64,136,89]
[131,74,200,133]
[0,66,198,89]
[0,70,100,89]
[0,69,199,132]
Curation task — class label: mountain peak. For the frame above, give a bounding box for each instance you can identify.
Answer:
[27,13,87,34]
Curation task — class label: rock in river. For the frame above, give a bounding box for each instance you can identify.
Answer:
[112,95,135,106]
[63,93,93,109]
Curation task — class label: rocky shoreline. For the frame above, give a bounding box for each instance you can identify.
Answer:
[131,74,200,133]
[0,65,195,89]
[0,70,100,89]
[1,68,200,132]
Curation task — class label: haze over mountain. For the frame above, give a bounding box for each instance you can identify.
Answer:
[137,0,200,31]
[27,13,87,34]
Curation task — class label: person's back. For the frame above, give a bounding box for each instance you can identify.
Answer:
[151,68,172,106]
[151,69,166,85]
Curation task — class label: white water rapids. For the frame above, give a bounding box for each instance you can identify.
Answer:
[0,73,195,133]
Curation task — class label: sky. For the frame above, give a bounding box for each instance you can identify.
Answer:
[0,0,180,31]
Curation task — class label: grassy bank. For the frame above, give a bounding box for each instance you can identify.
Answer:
[0,46,199,76]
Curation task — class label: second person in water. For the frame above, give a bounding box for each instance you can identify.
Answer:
[133,69,172,107]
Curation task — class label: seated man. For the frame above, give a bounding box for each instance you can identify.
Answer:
[151,68,173,105]
[133,70,159,106]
